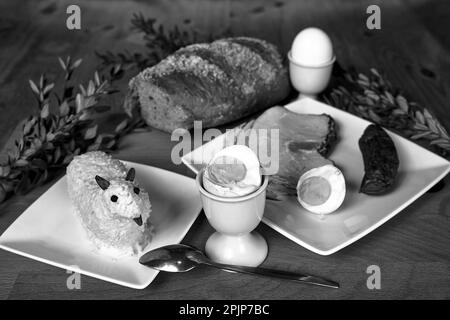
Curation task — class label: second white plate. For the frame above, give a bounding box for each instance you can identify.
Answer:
[182,98,450,255]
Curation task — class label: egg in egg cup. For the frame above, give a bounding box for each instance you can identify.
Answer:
[288,27,336,100]
[196,169,269,267]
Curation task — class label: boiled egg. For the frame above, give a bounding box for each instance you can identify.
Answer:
[203,145,261,197]
[296,164,345,214]
[291,27,333,66]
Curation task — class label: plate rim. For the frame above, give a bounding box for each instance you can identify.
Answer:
[0,161,202,289]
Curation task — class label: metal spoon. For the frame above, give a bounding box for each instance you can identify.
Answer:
[139,244,339,289]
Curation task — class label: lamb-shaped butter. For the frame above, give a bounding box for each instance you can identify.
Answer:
[67,151,152,257]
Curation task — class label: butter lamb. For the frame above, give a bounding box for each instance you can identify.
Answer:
[67,151,152,257]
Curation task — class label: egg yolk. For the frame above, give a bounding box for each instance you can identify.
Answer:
[298,176,331,206]
[208,156,247,185]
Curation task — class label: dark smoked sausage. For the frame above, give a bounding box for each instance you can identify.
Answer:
[359,124,399,195]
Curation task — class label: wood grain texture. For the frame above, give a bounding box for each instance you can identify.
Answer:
[0,0,449,300]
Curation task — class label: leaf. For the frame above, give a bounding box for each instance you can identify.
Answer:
[79,84,87,96]
[114,64,122,75]
[8,169,21,179]
[392,109,406,115]
[415,110,425,125]
[357,79,369,87]
[87,142,100,151]
[59,100,70,117]
[23,119,35,135]
[29,80,39,95]
[115,119,128,133]
[410,131,431,140]
[427,119,439,135]
[58,57,67,71]
[40,103,50,118]
[436,142,450,150]
[36,169,48,185]
[84,125,98,140]
[359,73,369,83]
[396,95,408,113]
[384,91,395,105]
[75,93,85,113]
[105,139,116,149]
[39,74,44,89]
[422,109,439,134]
[78,111,91,121]
[72,58,83,69]
[368,110,381,123]
[39,122,47,139]
[94,71,101,86]
[34,138,42,150]
[84,96,97,109]
[87,80,96,96]
[430,138,450,146]
[413,123,429,131]
[423,108,433,120]
[43,83,55,95]
[54,146,61,162]
[23,148,36,158]
[95,133,114,144]
[62,154,74,165]
[46,132,55,141]
[370,68,381,78]
[435,122,450,140]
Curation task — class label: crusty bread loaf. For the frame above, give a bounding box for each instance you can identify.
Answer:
[124,37,290,132]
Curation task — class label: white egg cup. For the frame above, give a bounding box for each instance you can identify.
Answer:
[288,51,335,100]
[196,170,269,267]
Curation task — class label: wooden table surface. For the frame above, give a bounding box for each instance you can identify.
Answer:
[0,0,449,299]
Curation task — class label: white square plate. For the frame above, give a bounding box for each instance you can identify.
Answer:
[182,98,450,255]
[0,162,202,289]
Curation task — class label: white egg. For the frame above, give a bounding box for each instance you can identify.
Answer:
[291,27,333,66]
[203,145,261,197]
[296,164,345,215]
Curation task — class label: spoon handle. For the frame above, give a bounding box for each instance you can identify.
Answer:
[203,261,339,289]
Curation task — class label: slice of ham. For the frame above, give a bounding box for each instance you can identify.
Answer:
[249,106,337,200]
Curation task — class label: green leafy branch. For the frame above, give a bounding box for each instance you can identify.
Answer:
[0,58,143,203]
[96,13,197,72]
[323,67,450,155]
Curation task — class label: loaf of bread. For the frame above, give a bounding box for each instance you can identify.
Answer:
[124,37,290,132]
